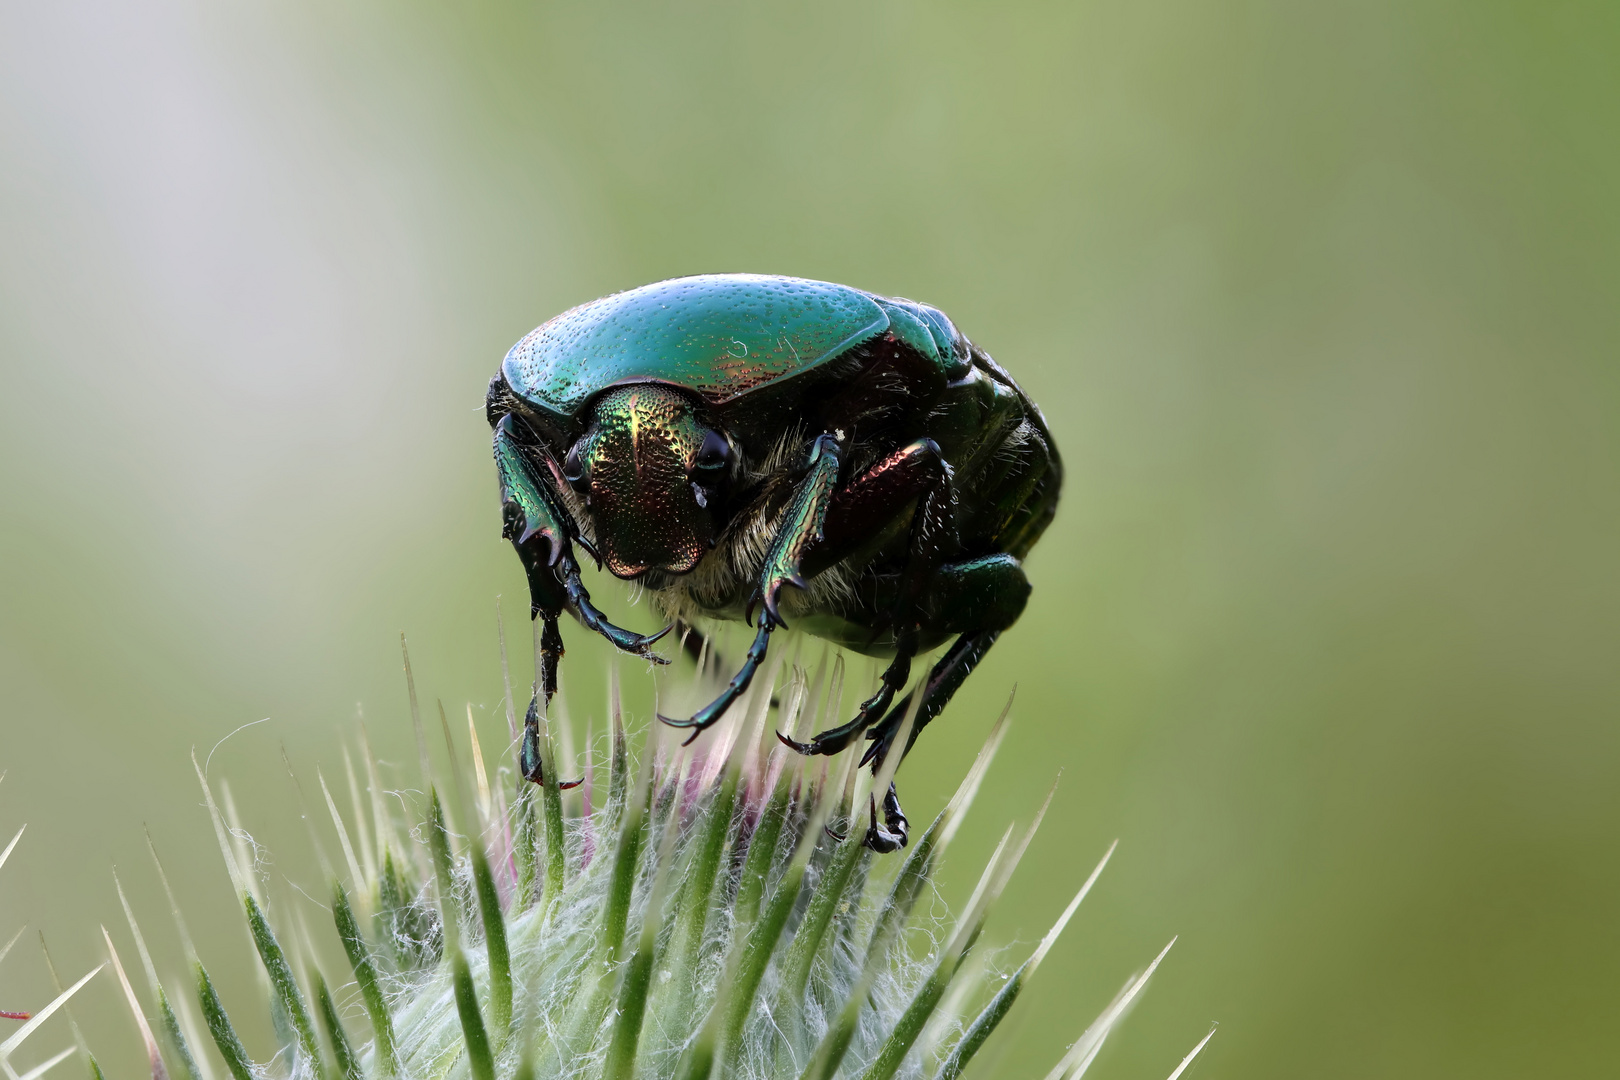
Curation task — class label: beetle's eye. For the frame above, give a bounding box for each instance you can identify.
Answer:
[693,429,731,472]
[563,442,588,492]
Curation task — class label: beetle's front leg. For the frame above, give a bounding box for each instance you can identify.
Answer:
[556,548,671,664]
[661,434,842,741]
[496,415,573,702]
[519,694,584,789]
[750,433,844,629]
[494,415,668,698]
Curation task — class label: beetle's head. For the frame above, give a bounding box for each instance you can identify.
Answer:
[563,384,734,579]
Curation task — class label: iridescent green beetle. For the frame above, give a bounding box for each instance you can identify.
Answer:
[487,274,1060,849]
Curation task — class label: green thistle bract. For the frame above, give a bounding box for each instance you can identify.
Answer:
[76,624,1213,1080]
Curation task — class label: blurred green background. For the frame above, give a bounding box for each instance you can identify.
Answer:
[3,1,1617,1076]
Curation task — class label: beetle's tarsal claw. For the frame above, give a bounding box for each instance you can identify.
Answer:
[776,730,814,755]
[801,645,913,757]
[602,622,673,664]
[618,631,673,664]
[558,551,670,663]
[863,783,910,852]
[654,712,712,747]
[656,713,709,746]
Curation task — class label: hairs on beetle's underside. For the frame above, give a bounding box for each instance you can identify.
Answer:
[991,420,1037,467]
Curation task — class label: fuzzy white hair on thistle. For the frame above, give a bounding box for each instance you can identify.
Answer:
[87,614,1217,1080]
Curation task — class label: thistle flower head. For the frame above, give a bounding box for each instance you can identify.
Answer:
[8,627,1216,1080]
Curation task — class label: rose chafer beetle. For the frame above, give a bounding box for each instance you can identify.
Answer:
[488,274,1060,849]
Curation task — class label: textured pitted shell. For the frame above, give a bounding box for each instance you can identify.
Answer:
[501,274,890,424]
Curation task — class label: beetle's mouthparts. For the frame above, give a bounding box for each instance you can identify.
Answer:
[598,527,707,580]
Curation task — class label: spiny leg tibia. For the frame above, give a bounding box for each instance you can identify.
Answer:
[847,630,1003,850]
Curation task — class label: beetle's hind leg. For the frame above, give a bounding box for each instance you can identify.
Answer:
[856,554,1028,848]
[862,628,1003,772]
[843,628,1000,850]
[785,438,955,757]
[779,630,916,756]
[863,782,910,852]
[861,552,1029,773]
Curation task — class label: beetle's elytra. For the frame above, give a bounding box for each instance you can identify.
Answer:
[488,274,1061,850]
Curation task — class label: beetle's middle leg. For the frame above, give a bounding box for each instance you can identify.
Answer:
[783,438,956,757]
[661,435,842,741]
[778,633,915,757]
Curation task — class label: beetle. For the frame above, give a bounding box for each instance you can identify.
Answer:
[487,274,1060,850]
